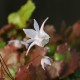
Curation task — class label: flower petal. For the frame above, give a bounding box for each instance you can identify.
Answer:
[20,41,28,49]
[26,41,36,55]
[41,56,51,70]
[40,31,50,40]
[23,29,36,38]
[41,59,45,70]
[34,19,39,31]
[42,39,49,46]
[21,39,34,49]
[8,40,21,46]
[8,40,22,48]
[44,57,51,66]
[40,17,50,39]
[8,40,19,44]
[40,17,49,32]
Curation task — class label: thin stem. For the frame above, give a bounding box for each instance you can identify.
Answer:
[0,54,14,80]
[0,61,14,80]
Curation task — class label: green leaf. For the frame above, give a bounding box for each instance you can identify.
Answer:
[46,45,55,56]
[54,53,64,61]
[74,68,80,78]
[8,0,35,29]
[0,41,6,48]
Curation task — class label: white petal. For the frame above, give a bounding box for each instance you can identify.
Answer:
[21,39,34,49]
[41,39,49,47]
[8,40,19,44]
[34,40,43,47]
[39,17,50,39]
[44,57,51,66]
[40,17,49,32]
[8,40,22,48]
[20,41,29,49]
[26,41,36,55]
[41,59,45,70]
[23,29,36,38]
[41,56,51,70]
[25,44,29,49]
[44,32,50,39]
[34,19,39,31]
[26,39,34,43]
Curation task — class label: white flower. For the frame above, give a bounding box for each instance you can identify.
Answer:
[8,40,22,48]
[23,17,50,55]
[8,40,29,49]
[41,56,51,70]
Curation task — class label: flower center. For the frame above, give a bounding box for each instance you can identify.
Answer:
[35,34,43,42]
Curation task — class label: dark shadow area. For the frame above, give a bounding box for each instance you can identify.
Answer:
[0,0,80,30]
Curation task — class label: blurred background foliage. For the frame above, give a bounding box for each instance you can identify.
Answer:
[0,0,80,30]
[0,0,80,80]
[8,0,35,29]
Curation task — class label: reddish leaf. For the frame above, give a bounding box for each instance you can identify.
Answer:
[0,45,19,65]
[15,65,36,80]
[28,46,47,67]
[72,21,80,37]
[35,66,47,80]
[0,24,14,35]
[46,61,64,79]
[60,49,80,78]
[56,43,69,55]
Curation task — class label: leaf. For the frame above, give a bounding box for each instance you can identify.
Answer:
[60,49,80,79]
[0,45,18,65]
[35,66,47,80]
[56,43,69,55]
[0,41,6,48]
[63,68,80,80]
[27,46,47,67]
[8,0,35,29]
[44,25,56,45]
[15,66,31,80]
[71,21,80,37]
[0,24,13,35]
[54,53,64,61]
[46,45,55,57]
[15,65,37,80]
[74,68,80,78]
[46,61,64,79]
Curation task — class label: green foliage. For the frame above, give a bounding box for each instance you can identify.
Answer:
[64,68,80,80]
[46,45,55,56]
[0,41,6,48]
[7,29,17,38]
[74,68,80,79]
[8,0,35,29]
[54,53,64,61]
[5,66,17,80]
[65,51,71,60]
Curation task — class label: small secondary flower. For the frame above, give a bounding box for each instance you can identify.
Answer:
[8,40,29,49]
[41,56,51,70]
[8,40,22,48]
